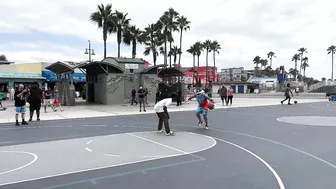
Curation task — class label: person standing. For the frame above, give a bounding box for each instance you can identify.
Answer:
[138,86,146,112]
[227,86,234,106]
[176,89,182,106]
[154,96,174,136]
[131,88,138,106]
[14,84,29,126]
[27,81,43,121]
[281,83,293,105]
[43,87,56,113]
[219,84,228,106]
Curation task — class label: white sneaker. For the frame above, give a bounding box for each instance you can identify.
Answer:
[166,131,174,136]
[198,121,203,127]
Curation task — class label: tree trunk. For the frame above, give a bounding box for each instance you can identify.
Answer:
[178,30,183,66]
[117,29,122,58]
[300,54,303,74]
[103,30,107,59]
[192,55,195,86]
[174,54,177,67]
[294,60,297,81]
[270,56,272,68]
[164,29,168,67]
[304,68,306,77]
[169,29,172,66]
[206,50,208,85]
[197,55,200,87]
[153,48,157,66]
[213,51,216,82]
[132,39,136,58]
[332,52,334,81]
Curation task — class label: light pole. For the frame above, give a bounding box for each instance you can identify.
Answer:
[84,40,95,62]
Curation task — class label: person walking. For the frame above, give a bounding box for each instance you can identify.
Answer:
[176,89,182,106]
[154,95,174,136]
[227,86,234,106]
[281,83,293,105]
[27,81,43,121]
[14,84,29,126]
[219,84,228,106]
[131,88,138,106]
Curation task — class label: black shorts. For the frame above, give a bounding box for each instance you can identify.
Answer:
[29,102,41,111]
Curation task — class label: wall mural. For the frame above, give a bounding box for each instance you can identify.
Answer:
[106,75,123,94]
[143,75,159,89]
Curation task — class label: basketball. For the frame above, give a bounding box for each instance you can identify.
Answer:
[208,102,214,110]
[294,101,297,104]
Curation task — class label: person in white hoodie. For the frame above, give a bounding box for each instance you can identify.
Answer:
[153,95,174,136]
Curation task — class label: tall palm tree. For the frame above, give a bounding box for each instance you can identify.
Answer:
[0,54,7,61]
[267,51,276,68]
[327,45,336,80]
[143,24,162,65]
[260,59,268,69]
[194,42,203,83]
[123,25,143,58]
[168,46,182,67]
[187,45,197,85]
[163,8,179,66]
[210,41,221,82]
[253,56,261,68]
[292,54,300,81]
[298,47,308,74]
[203,40,212,85]
[90,3,114,58]
[301,57,309,77]
[109,11,131,58]
[176,15,190,66]
[156,15,171,67]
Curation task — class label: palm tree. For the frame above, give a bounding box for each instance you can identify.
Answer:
[203,40,212,85]
[90,3,114,58]
[288,68,298,80]
[156,15,171,67]
[253,56,261,68]
[176,16,190,66]
[327,45,336,80]
[298,47,308,74]
[210,41,221,82]
[187,45,197,85]
[123,25,143,58]
[301,57,309,77]
[109,11,131,58]
[267,51,276,68]
[292,54,300,81]
[143,24,162,65]
[163,8,179,66]
[194,42,203,83]
[260,59,268,69]
[0,54,7,61]
[168,46,182,67]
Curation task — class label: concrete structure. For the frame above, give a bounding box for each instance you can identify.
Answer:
[220,67,245,82]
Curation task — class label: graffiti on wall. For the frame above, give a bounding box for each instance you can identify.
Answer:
[143,75,159,89]
[106,75,123,94]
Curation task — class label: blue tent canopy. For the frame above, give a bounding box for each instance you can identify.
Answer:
[42,71,86,83]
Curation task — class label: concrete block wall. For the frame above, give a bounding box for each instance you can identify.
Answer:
[142,74,159,103]
[106,73,124,105]
[123,73,141,103]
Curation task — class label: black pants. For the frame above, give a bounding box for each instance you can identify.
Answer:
[156,112,170,133]
[131,97,137,105]
[227,96,233,105]
[221,96,227,104]
[282,94,291,104]
[176,96,182,106]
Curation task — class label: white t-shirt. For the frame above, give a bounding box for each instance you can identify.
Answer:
[154,98,172,113]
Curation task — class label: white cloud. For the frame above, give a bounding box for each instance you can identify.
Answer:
[0,0,336,79]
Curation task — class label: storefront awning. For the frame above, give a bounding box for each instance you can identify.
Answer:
[42,71,86,83]
[0,72,45,80]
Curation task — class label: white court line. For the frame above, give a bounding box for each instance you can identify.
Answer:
[86,140,92,145]
[104,154,120,157]
[85,148,92,152]
[0,151,38,176]
[0,131,216,187]
[82,125,107,127]
[213,137,285,189]
[143,154,181,158]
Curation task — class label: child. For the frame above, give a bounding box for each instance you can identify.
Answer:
[187,89,215,130]
[153,95,174,136]
[53,90,63,111]
[281,83,293,105]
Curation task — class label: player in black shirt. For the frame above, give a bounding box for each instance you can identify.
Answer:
[138,86,146,112]
[14,84,29,126]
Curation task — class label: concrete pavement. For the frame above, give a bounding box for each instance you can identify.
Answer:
[0,97,326,123]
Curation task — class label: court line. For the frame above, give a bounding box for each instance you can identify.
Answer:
[85,148,92,152]
[86,140,92,145]
[178,124,336,170]
[213,137,285,189]
[104,154,120,157]
[0,151,38,176]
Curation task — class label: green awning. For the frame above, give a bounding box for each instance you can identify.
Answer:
[0,72,45,79]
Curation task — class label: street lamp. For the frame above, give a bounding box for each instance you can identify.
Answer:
[84,40,95,62]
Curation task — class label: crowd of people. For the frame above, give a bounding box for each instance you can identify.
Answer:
[12,82,63,126]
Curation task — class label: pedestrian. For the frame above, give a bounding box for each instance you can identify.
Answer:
[27,81,42,121]
[43,87,56,113]
[0,89,3,108]
[131,87,138,105]
[176,89,182,106]
[154,95,174,136]
[219,84,227,106]
[281,83,293,105]
[14,84,29,126]
[227,86,234,106]
[53,90,64,111]
[138,86,146,112]
[187,89,215,130]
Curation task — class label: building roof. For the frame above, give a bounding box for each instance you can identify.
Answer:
[46,61,84,74]
[141,64,165,74]
[158,67,184,76]
[0,61,15,64]
[78,60,125,73]
[0,72,45,79]
[221,81,258,85]
[103,57,145,64]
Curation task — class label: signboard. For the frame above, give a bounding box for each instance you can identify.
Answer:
[125,64,139,69]
[184,77,193,84]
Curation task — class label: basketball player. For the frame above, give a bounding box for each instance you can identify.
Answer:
[187,90,215,129]
[281,83,293,105]
[154,95,174,136]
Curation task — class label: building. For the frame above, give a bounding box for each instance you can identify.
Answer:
[220,67,245,82]
[184,66,220,84]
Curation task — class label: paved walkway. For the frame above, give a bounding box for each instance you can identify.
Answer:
[0,97,326,123]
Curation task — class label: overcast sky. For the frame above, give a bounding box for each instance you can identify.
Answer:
[0,0,335,79]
